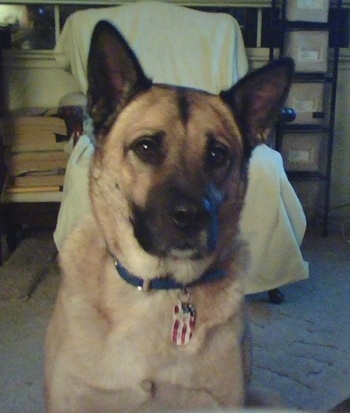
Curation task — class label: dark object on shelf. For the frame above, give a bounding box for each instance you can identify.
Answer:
[280,107,296,123]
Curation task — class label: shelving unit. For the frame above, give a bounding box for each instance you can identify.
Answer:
[270,0,343,236]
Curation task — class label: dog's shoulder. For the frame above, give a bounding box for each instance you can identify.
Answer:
[58,214,107,288]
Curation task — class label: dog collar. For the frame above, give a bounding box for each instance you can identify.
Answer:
[114,260,227,292]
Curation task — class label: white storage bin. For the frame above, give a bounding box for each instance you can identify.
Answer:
[286,83,325,124]
[286,0,330,23]
[292,181,320,221]
[282,133,323,171]
[284,30,328,73]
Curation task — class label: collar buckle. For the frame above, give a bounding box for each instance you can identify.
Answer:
[137,278,151,292]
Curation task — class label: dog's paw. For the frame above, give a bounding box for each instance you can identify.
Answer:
[246,386,284,408]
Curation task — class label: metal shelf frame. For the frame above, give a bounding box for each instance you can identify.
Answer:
[270,0,343,236]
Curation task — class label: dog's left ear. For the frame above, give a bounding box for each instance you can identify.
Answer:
[87,20,152,135]
[221,57,294,156]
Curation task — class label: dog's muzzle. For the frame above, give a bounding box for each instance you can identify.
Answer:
[132,184,225,258]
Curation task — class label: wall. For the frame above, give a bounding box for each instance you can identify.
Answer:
[332,50,350,218]
[3,51,80,110]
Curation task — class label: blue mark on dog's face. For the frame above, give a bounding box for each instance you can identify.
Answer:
[203,184,226,253]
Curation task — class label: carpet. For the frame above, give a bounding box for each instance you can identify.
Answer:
[0,232,57,300]
[247,228,350,411]
[0,227,350,412]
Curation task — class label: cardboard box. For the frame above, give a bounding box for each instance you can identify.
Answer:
[286,83,325,124]
[6,150,69,177]
[284,30,328,73]
[1,115,68,152]
[286,0,330,23]
[281,133,323,171]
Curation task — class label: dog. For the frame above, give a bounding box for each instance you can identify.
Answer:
[44,20,294,412]
[330,397,350,413]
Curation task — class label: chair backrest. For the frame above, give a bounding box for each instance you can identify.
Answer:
[55,1,248,95]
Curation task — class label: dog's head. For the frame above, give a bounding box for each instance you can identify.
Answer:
[87,21,293,283]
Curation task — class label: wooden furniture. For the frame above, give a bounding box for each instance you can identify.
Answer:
[0,106,83,261]
[0,113,68,255]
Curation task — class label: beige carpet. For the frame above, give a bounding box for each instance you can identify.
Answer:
[0,227,349,412]
[0,232,57,301]
[247,227,350,411]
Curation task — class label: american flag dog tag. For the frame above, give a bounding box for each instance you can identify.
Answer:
[171,297,196,346]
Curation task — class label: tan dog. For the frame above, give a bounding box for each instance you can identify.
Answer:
[45,21,293,412]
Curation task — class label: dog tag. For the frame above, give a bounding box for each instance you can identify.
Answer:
[171,300,196,346]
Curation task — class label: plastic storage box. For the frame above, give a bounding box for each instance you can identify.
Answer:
[284,30,328,73]
[281,133,324,171]
[286,83,325,124]
[292,181,321,222]
[286,0,330,23]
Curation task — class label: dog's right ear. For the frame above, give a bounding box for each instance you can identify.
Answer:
[87,20,152,135]
[221,57,294,158]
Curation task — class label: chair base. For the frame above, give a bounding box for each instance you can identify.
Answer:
[268,288,284,304]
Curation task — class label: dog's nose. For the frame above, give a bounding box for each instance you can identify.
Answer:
[172,201,207,229]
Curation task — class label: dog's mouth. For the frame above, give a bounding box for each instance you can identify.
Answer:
[131,209,211,259]
[169,245,205,260]
[131,184,224,259]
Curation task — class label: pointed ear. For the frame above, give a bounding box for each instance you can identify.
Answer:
[87,20,152,135]
[221,57,294,155]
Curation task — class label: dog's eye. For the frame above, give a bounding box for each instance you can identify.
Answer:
[130,134,165,165]
[206,139,231,170]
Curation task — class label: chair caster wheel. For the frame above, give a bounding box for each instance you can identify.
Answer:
[268,288,284,304]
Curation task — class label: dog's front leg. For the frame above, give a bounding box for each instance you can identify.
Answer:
[142,381,223,411]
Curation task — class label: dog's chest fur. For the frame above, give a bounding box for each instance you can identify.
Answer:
[47,215,247,410]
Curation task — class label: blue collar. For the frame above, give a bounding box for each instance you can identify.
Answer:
[114,260,227,292]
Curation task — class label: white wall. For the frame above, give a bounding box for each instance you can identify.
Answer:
[331,51,350,217]
[3,51,80,110]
